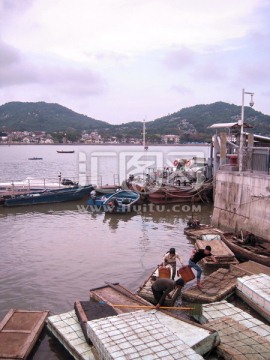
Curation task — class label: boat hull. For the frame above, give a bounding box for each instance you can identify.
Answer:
[4,185,93,207]
[222,233,270,267]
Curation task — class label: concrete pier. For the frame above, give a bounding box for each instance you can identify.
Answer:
[212,171,270,241]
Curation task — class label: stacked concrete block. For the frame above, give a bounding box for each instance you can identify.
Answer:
[87,310,203,360]
[237,274,270,316]
[47,310,95,360]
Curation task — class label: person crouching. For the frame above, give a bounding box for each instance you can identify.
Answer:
[151,278,185,309]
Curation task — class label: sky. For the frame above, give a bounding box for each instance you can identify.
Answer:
[0,0,270,124]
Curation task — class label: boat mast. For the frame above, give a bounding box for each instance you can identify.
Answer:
[143,119,148,150]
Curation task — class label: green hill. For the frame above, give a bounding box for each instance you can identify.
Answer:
[0,101,269,141]
[0,101,112,132]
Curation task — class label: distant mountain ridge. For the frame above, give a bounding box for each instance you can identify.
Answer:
[0,101,269,141]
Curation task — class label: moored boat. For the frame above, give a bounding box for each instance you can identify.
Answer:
[103,190,140,213]
[124,159,212,204]
[57,150,75,153]
[221,232,270,267]
[4,184,94,207]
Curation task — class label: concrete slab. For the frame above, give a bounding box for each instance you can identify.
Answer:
[237,274,270,323]
[87,310,205,359]
[47,310,95,360]
[207,317,270,360]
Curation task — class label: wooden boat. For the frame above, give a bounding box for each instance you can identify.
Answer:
[184,224,223,241]
[90,283,152,313]
[103,190,140,213]
[0,309,49,360]
[56,150,75,153]
[137,265,184,306]
[28,157,43,160]
[4,184,94,207]
[221,232,270,267]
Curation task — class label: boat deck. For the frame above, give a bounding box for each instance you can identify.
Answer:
[136,266,182,306]
[90,283,152,313]
[0,309,49,360]
[195,239,239,267]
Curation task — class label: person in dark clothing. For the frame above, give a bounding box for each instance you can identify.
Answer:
[151,278,185,309]
[189,245,217,289]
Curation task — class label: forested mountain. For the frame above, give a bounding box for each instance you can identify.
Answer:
[0,101,269,141]
[0,101,112,132]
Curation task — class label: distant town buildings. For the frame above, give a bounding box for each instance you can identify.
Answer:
[0,130,194,145]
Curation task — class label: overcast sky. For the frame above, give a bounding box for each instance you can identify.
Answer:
[0,0,269,124]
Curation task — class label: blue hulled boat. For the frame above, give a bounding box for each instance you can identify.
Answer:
[4,185,94,207]
[103,190,140,213]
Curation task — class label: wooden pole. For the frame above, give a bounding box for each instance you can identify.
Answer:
[112,304,194,310]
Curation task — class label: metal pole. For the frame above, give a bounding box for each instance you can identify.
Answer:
[238,88,245,173]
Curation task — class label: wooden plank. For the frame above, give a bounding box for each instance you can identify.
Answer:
[0,309,49,360]
[231,260,270,276]
[195,239,235,258]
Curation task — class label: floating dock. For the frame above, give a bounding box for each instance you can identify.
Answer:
[237,273,270,324]
[182,266,248,303]
[195,239,238,267]
[0,309,49,360]
[87,310,218,359]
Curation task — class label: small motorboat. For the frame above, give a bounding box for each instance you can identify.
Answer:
[4,185,94,207]
[28,157,43,160]
[87,193,112,207]
[103,190,140,213]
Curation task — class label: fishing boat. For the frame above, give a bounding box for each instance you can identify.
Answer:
[221,232,270,267]
[57,150,75,153]
[103,190,140,213]
[0,176,77,204]
[4,184,94,207]
[124,159,212,204]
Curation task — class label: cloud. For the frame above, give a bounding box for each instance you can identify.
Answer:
[163,47,195,70]
[0,41,21,66]
[39,66,106,96]
[170,85,193,95]
[191,63,227,81]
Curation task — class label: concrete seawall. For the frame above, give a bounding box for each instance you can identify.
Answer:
[212,171,270,241]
